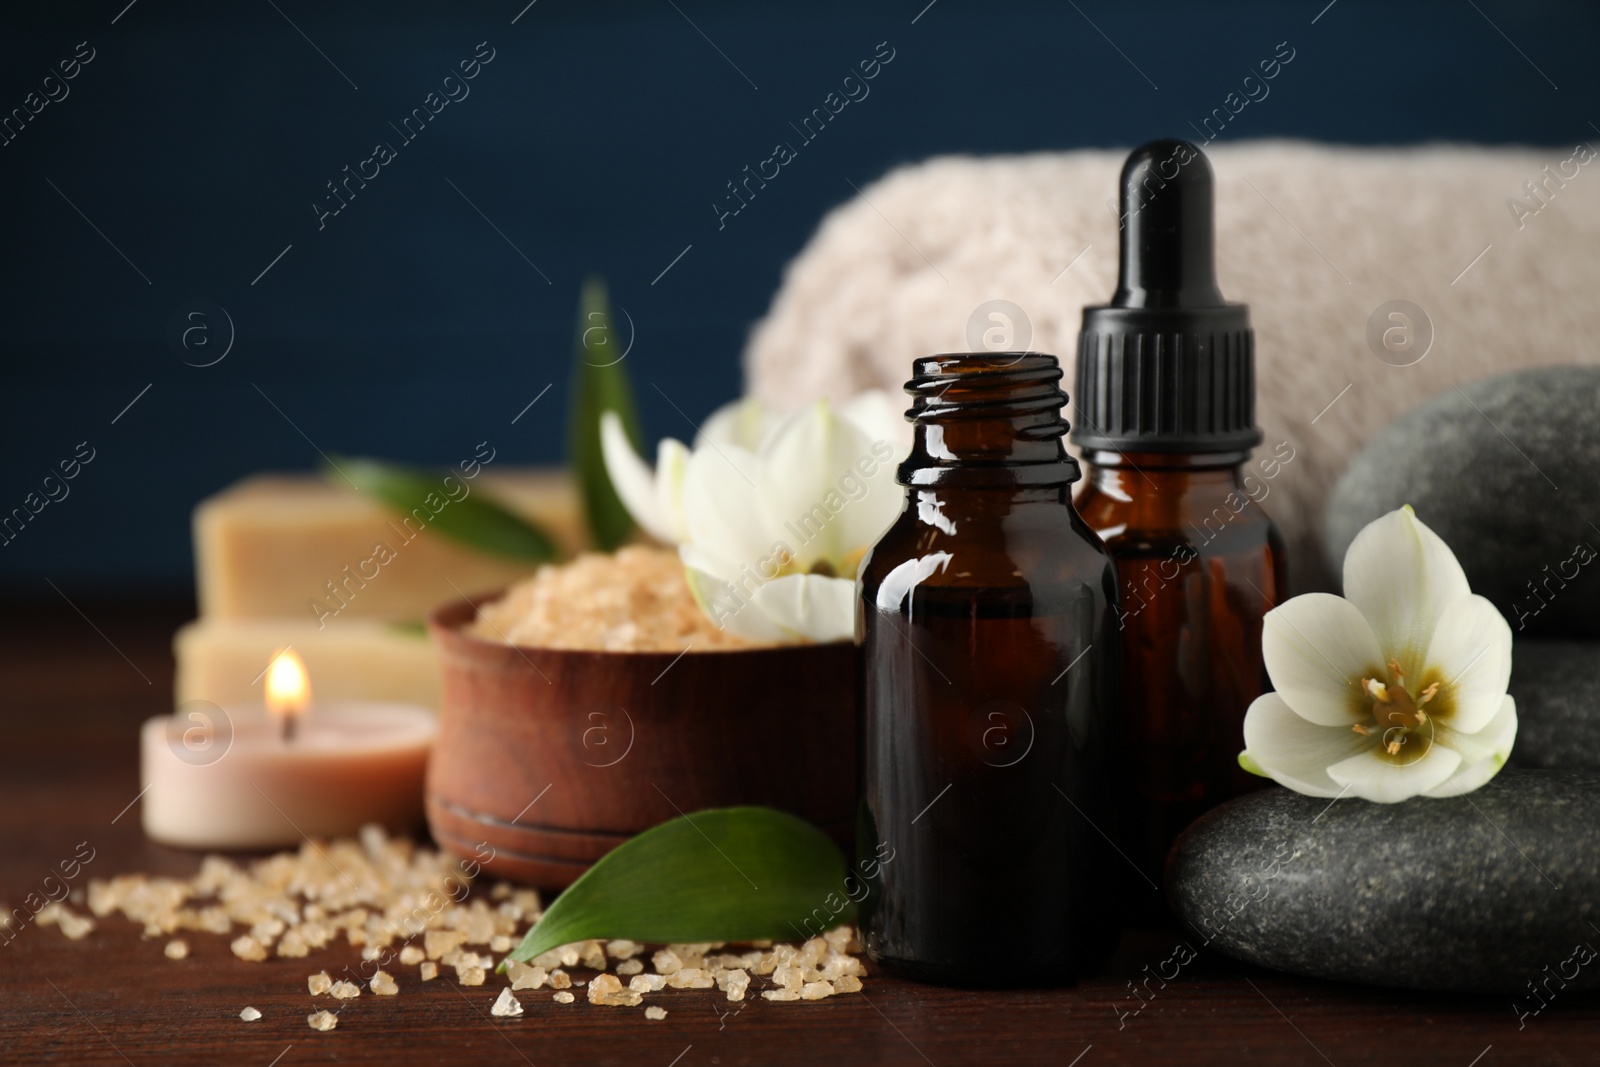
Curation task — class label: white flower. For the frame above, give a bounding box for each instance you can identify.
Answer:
[601,392,910,643]
[1241,506,1516,803]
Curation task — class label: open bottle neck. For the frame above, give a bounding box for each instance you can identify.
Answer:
[897,353,1082,489]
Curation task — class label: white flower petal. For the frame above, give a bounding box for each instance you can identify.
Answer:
[1432,694,1518,773]
[1261,593,1386,726]
[748,574,858,644]
[1242,692,1374,797]
[759,401,878,570]
[697,397,775,451]
[838,389,913,456]
[829,443,904,558]
[1325,744,1463,803]
[1342,507,1470,675]
[681,564,789,644]
[600,412,677,543]
[1421,594,1512,734]
[680,443,771,566]
[653,437,692,544]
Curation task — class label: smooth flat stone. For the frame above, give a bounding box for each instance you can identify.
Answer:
[1510,641,1600,771]
[1167,769,1600,994]
[1325,365,1600,638]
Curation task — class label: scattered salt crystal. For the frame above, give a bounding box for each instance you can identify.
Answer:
[361,945,383,962]
[458,966,486,986]
[164,940,189,960]
[307,1010,338,1032]
[399,945,425,966]
[557,944,581,968]
[652,949,682,974]
[548,969,571,989]
[771,964,803,991]
[239,1006,261,1022]
[277,930,310,958]
[761,989,801,1002]
[308,971,333,995]
[801,981,834,1000]
[664,967,714,990]
[579,940,608,970]
[424,930,467,960]
[607,939,643,960]
[230,936,268,962]
[508,962,547,991]
[370,971,398,995]
[587,973,643,1006]
[491,882,512,900]
[490,935,513,953]
[420,961,438,981]
[644,1006,667,1020]
[329,980,361,999]
[616,959,644,976]
[720,969,750,1002]
[833,975,863,993]
[552,991,575,1004]
[55,910,93,940]
[491,988,523,1018]
[628,974,666,993]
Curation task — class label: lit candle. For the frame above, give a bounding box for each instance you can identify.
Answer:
[141,650,436,850]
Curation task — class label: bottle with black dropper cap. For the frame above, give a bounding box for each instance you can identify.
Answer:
[1071,140,1289,910]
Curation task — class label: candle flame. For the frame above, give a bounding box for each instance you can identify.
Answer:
[265,648,311,722]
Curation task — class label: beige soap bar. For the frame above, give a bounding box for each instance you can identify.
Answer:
[195,467,586,622]
[174,617,442,710]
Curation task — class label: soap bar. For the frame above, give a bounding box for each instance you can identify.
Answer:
[195,468,586,622]
[174,617,442,709]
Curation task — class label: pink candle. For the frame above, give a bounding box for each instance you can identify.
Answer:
[140,650,435,850]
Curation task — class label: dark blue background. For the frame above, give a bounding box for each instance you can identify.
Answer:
[2,0,1593,589]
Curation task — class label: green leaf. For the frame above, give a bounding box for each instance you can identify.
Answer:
[329,456,559,562]
[386,619,429,639]
[566,276,642,552]
[505,807,851,965]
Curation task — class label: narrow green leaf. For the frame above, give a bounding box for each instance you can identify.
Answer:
[565,276,642,552]
[386,619,429,639]
[505,807,851,965]
[329,456,559,562]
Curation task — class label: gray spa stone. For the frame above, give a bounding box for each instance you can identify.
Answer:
[1167,770,1600,994]
[1325,365,1600,638]
[1509,641,1600,771]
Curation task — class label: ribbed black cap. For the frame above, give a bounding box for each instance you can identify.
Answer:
[1071,139,1261,454]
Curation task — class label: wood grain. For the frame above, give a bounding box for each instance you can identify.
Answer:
[1,591,1595,1066]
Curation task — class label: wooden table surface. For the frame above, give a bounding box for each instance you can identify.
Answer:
[3,592,1595,1067]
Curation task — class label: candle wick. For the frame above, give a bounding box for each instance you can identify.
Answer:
[282,715,297,744]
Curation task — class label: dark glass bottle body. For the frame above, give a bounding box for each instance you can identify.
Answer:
[1073,449,1288,898]
[856,354,1120,986]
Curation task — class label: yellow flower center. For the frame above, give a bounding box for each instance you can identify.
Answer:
[1352,659,1440,764]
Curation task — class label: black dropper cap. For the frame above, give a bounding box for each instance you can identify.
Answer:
[1071,139,1261,454]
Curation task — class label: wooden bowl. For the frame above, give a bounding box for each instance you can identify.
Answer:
[425,594,858,888]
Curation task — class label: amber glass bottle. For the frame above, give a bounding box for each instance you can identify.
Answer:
[1072,451,1286,894]
[856,352,1120,986]
[1071,139,1286,902]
